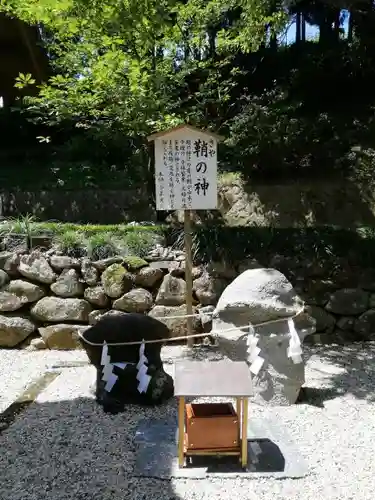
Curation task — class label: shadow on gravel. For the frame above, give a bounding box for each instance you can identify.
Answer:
[0,371,61,435]
[301,342,375,405]
[296,387,341,408]
[0,396,183,500]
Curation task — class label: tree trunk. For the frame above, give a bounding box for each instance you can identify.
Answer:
[207,28,216,58]
[319,18,332,45]
[348,10,354,42]
[296,12,301,44]
[301,13,306,42]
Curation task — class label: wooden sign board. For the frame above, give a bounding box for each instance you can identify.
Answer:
[148,124,223,211]
[148,125,224,347]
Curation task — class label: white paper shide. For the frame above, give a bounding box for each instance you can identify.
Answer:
[153,126,218,210]
[100,340,151,394]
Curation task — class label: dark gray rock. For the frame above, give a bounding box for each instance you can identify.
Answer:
[79,313,174,412]
[354,309,375,340]
[325,288,369,316]
[305,305,335,333]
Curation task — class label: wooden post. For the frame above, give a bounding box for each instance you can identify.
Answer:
[147,125,224,349]
[241,397,248,468]
[236,397,241,446]
[184,210,194,347]
[178,396,185,467]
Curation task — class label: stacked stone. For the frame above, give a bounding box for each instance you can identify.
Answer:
[0,247,229,349]
[1,246,375,350]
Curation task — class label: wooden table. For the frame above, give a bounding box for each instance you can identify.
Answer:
[174,360,253,469]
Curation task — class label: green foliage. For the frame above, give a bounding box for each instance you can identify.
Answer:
[121,231,159,257]
[1,0,375,189]
[50,224,161,258]
[86,232,121,260]
[0,214,41,249]
[14,73,36,89]
[0,0,284,176]
[53,230,86,257]
[0,220,164,236]
[171,225,375,267]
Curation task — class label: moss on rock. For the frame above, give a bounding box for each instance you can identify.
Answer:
[101,263,133,298]
[122,255,148,271]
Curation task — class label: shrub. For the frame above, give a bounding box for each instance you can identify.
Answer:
[121,231,159,258]
[171,225,375,267]
[53,230,86,257]
[85,232,122,260]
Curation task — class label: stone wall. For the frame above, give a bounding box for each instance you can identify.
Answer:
[0,247,374,350]
[0,189,155,224]
[268,253,375,344]
[0,245,227,350]
[2,178,375,227]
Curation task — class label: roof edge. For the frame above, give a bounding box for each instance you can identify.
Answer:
[147,124,224,142]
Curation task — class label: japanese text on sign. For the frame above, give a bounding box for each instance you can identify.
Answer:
[154,129,218,210]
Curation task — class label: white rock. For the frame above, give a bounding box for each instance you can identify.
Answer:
[0,269,10,287]
[31,297,91,322]
[0,291,23,312]
[39,324,88,349]
[113,288,153,313]
[134,266,163,288]
[6,279,45,303]
[18,251,56,284]
[81,258,99,285]
[155,275,186,306]
[50,269,84,297]
[84,286,109,308]
[149,304,199,337]
[213,268,315,405]
[0,315,36,347]
[50,255,80,271]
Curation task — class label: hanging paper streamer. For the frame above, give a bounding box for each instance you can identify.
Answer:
[102,360,114,383]
[287,318,303,364]
[101,342,110,366]
[249,355,264,376]
[247,325,265,376]
[136,340,151,394]
[99,341,153,394]
[137,341,148,370]
[246,325,257,351]
[112,362,128,369]
[100,341,130,393]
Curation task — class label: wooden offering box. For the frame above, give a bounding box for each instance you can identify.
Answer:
[174,360,253,468]
[185,403,239,450]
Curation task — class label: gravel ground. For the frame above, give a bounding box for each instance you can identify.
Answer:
[0,342,375,500]
[0,349,88,412]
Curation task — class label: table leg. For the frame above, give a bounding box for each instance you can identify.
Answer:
[236,398,241,446]
[178,396,185,468]
[241,397,248,468]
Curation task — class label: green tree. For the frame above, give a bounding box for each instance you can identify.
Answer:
[2,0,286,135]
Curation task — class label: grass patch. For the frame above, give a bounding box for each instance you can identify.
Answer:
[0,218,166,258]
[86,232,123,260]
[0,220,165,237]
[53,230,87,258]
[122,231,158,257]
[3,216,375,268]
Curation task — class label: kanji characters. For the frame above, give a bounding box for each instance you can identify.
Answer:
[195,161,207,174]
[193,139,208,158]
[194,177,209,196]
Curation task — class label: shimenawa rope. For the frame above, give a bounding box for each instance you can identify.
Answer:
[78,304,306,347]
